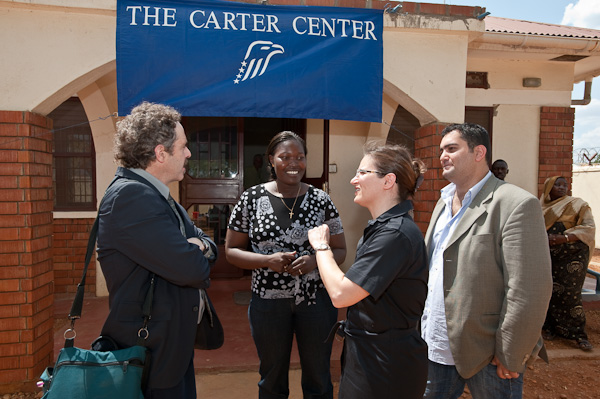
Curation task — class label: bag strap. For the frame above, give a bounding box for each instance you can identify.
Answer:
[136,274,156,346]
[64,176,156,348]
[66,216,99,322]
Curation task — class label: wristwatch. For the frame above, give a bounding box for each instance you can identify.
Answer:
[314,243,331,251]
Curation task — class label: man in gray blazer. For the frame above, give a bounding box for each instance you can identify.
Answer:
[421,123,552,398]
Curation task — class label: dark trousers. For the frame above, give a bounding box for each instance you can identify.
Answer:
[249,289,338,399]
[145,356,196,399]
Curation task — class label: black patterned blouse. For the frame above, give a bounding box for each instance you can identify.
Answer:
[228,184,344,305]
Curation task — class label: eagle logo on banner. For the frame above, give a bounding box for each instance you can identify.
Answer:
[234,41,285,84]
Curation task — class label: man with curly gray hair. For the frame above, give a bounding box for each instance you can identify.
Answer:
[98,102,216,398]
[114,102,181,169]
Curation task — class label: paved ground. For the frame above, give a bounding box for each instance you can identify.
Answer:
[12,250,600,398]
[195,369,321,399]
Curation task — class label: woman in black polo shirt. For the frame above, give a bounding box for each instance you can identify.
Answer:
[308,142,428,398]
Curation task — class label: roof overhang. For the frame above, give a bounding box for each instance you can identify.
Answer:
[469,29,600,83]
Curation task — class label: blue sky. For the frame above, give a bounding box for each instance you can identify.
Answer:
[430,0,600,161]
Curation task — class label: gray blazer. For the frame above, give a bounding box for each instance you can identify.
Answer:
[424,176,552,378]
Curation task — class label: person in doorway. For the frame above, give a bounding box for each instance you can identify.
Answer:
[308,142,429,398]
[491,159,509,181]
[540,176,596,351]
[97,102,217,399]
[244,153,269,189]
[422,123,552,399]
[225,131,347,399]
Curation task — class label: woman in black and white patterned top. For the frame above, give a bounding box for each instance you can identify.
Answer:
[226,131,346,399]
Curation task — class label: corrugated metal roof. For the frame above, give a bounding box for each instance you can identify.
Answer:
[485,16,600,39]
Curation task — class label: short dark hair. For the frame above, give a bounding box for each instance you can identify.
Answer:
[114,102,181,169]
[492,159,507,167]
[441,123,491,165]
[265,131,307,180]
[363,142,426,202]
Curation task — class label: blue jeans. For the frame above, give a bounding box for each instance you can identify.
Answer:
[249,289,338,399]
[423,361,524,399]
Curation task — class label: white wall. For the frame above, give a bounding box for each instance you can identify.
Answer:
[306,119,324,180]
[465,58,577,195]
[79,73,120,199]
[327,120,372,272]
[573,166,600,247]
[466,58,574,107]
[384,31,469,124]
[491,105,540,195]
[0,4,115,114]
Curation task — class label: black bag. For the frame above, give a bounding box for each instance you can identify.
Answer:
[195,289,224,350]
[40,213,154,398]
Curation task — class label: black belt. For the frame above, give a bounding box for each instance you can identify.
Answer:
[326,320,418,343]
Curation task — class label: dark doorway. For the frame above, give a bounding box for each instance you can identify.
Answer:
[180,117,309,278]
[386,105,418,154]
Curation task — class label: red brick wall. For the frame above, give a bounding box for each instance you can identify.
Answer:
[0,111,54,391]
[538,106,574,196]
[413,123,447,234]
[52,218,96,298]
[412,109,574,234]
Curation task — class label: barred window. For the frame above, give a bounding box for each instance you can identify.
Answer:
[50,97,96,211]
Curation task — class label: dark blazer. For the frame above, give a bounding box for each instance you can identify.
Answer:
[97,167,216,389]
[424,176,552,378]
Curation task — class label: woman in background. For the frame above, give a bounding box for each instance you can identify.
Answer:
[541,176,596,351]
[225,131,346,399]
[308,142,428,398]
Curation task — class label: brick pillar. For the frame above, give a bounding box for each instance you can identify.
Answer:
[0,111,54,392]
[413,123,447,234]
[538,106,574,196]
[53,218,96,298]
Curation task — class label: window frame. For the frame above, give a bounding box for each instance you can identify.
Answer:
[51,97,97,212]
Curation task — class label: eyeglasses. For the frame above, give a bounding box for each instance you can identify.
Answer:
[355,169,385,177]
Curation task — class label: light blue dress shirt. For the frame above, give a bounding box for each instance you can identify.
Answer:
[131,168,170,199]
[421,171,492,365]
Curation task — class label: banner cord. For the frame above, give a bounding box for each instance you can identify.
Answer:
[381,119,416,143]
[3,114,416,149]
[1,112,118,146]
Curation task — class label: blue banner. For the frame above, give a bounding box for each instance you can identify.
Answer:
[117,0,383,122]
